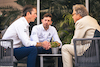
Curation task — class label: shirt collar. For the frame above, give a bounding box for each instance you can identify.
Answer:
[23,17,30,27]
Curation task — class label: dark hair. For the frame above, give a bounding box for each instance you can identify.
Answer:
[42,13,52,20]
[23,5,36,16]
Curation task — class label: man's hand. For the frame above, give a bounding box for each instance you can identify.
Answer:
[42,41,51,50]
[55,41,60,46]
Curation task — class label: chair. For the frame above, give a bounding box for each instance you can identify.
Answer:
[0,39,17,67]
[73,29,100,67]
[0,39,61,67]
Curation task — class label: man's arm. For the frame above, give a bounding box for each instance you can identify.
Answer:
[30,26,39,42]
[36,41,51,50]
[52,27,62,48]
[71,21,86,45]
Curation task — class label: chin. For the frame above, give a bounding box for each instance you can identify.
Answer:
[32,20,35,22]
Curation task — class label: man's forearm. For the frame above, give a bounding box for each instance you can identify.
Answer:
[36,42,43,47]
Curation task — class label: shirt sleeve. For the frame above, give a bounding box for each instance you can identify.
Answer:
[52,27,62,48]
[15,24,37,47]
[30,26,39,42]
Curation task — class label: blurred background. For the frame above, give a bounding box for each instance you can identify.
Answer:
[0,0,100,45]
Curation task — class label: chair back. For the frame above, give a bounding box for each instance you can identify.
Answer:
[0,39,14,66]
[73,29,100,67]
[83,29,100,57]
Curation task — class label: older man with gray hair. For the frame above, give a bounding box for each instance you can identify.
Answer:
[62,4,100,67]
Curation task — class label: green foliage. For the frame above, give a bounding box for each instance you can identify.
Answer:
[60,13,74,27]
[15,0,37,6]
[90,0,100,24]
[56,13,74,45]
[0,6,21,30]
[50,42,58,47]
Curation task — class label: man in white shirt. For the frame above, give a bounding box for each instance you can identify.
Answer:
[2,5,51,67]
[30,13,62,67]
[30,13,62,53]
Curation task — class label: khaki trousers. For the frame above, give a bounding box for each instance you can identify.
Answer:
[61,44,90,67]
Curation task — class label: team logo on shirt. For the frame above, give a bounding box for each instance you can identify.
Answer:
[24,29,27,32]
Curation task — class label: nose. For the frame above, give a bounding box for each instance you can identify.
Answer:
[45,21,48,24]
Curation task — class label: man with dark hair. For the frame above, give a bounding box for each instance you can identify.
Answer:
[30,13,62,67]
[2,5,51,67]
[23,5,37,16]
[30,13,62,53]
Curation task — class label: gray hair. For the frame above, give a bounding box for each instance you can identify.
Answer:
[73,4,88,17]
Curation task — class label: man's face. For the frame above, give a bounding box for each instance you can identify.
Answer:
[72,10,81,23]
[41,17,52,29]
[30,8,37,22]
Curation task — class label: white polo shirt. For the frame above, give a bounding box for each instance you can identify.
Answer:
[2,17,37,48]
[30,24,62,48]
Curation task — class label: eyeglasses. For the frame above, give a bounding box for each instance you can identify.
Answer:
[72,13,76,16]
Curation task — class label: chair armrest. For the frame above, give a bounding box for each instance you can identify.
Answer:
[73,37,100,66]
[73,37,100,49]
[73,37,100,41]
[0,39,14,63]
[73,37,100,52]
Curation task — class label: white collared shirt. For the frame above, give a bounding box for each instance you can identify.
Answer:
[2,17,36,48]
[30,24,62,48]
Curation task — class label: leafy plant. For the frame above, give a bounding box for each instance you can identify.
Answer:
[50,41,60,47]
[56,13,74,44]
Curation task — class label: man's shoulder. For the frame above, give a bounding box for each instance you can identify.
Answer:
[32,24,42,31]
[13,17,24,24]
[33,24,42,28]
[48,26,58,33]
[11,17,26,28]
[50,25,55,28]
[49,25,56,30]
[78,15,94,22]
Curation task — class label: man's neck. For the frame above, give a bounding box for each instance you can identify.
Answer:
[44,27,49,31]
[25,17,30,23]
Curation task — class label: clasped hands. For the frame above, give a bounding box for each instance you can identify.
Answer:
[42,41,60,50]
[42,41,51,50]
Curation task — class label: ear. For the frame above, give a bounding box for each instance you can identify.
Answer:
[78,14,82,19]
[41,19,43,23]
[50,21,53,25]
[26,12,30,16]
